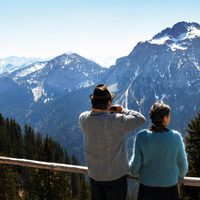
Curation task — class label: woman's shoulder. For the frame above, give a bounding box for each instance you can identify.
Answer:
[168,130,184,143]
[136,129,150,138]
[169,129,182,137]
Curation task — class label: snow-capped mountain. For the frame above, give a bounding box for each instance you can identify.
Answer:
[103,21,200,131]
[0,53,105,159]
[0,21,199,161]
[0,56,45,74]
[149,22,200,51]
[7,53,106,103]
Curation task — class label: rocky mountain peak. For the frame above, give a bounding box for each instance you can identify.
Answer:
[152,21,200,40]
[148,21,200,51]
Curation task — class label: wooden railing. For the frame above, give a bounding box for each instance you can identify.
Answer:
[0,156,200,187]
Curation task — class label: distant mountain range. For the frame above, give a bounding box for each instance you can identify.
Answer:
[0,21,199,161]
[0,56,46,74]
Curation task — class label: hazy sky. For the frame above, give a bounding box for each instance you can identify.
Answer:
[1,0,200,63]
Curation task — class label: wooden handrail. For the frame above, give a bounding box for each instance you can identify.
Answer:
[0,156,199,187]
[0,156,87,174]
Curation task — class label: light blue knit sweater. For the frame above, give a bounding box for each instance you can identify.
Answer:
[130,129,188,187]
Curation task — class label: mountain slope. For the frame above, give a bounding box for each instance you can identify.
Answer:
[6,53,105,101]
[103,21,200,131]
[0,53,105,122]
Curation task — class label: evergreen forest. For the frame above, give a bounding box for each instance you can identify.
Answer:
[0,113,90,200]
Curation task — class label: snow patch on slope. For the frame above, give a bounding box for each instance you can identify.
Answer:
[14,63,47,80]
[32,85,44,102]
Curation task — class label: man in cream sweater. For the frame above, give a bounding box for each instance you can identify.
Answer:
[79,84,146,200]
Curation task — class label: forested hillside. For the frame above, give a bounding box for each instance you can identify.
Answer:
[0,113,90,200]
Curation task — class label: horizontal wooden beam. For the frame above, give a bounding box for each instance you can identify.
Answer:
[181,177,200,187]
[0,156,87,174]
[0,156,199,187]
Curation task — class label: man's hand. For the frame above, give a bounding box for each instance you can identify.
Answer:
[110,105,125,113]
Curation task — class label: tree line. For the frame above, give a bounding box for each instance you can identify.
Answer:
[0,113,90,200]
[183,111,200,200]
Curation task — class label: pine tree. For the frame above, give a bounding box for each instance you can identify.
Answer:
[183,111,200,200]
[79,180,91,200]
[0,165,20,200]
[5,118,23,157]
[71,155,81,199]
[0,113,3,125]
[0,114,11,155]
[51,171,72,200]
[24,125,37,159]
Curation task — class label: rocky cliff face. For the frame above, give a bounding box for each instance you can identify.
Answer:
[103,22,200,131]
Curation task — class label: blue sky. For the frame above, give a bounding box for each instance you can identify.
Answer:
[1,0,200,64]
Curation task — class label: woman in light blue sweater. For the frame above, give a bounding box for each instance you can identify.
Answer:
[130,101,188,200]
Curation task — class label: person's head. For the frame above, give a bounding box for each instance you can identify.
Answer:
[149,101,171,132]
[90,84,115,110]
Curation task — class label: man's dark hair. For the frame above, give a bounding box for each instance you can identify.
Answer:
[90,84,115,110]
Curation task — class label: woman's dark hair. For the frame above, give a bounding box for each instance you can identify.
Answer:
[149,101,171,132]
[91,98,110,110]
